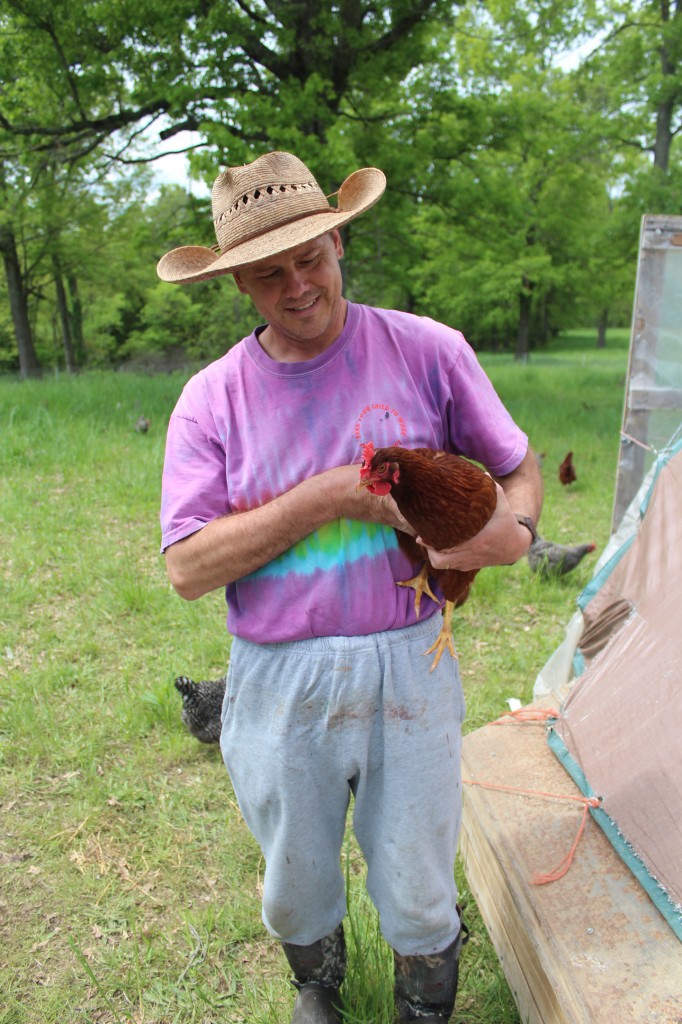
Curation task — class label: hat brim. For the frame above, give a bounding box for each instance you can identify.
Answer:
[157,166,386,284]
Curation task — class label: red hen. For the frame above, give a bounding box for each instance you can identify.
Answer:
[358,442,497,669]
[559,451,576,485]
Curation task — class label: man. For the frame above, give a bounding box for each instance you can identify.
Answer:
[158,151,542,1023]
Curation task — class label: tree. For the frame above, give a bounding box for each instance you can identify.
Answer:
[0,217,41,377]
[0,0,460,371]
[389,1,617,353]
[576,0,682,195]
[3,0,672,372]
[1,0,457,167]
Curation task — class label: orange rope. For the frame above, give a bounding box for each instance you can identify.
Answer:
[621,431,656,453]
[462,778,602,884]
[490,707,559,724]
[532,799,599,885]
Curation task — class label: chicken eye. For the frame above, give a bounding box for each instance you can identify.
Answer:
[377,463,387,474]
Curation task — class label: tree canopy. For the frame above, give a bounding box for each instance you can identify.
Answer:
[0,0,680,375]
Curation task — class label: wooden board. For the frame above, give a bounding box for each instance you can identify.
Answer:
[460,705,682,1024]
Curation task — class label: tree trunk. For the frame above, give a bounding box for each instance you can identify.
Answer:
[515,277,533,361]
[597,309,608,348]
[53,255,77,372]
[653,0,678,172]
[0,222,41,378]
[67,274,86,365]
[653,98,673,171]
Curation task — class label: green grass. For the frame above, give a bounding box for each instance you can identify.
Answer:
[0,337,629,1023]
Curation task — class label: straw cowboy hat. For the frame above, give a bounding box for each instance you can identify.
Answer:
[157,151,386,283]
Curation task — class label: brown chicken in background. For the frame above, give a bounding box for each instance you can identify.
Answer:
[559,451,576,485]
[358,442,498,669]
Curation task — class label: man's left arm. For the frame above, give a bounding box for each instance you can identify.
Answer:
[493,446,544,548]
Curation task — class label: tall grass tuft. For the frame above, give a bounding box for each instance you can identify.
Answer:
[1,336,629,1022]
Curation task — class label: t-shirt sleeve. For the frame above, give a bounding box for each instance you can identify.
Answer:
[160,383,230,553]
[443,329,528,475]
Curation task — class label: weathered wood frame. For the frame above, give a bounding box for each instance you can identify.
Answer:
[460,703,682,1024]
[613,215,682,528]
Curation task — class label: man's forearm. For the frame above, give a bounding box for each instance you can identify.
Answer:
[423,447,544,571]
[166,472,340,599]
[164,463,406,600]
[494,448,544,526]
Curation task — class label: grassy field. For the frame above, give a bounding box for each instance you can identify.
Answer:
[0,330,630,1024]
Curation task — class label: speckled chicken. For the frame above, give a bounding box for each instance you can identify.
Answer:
[528,536,596,578]
[174,675,226,744]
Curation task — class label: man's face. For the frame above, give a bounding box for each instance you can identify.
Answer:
[233,230,345,359]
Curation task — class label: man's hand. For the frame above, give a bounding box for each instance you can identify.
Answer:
[337,463,416,535]
[357,485,416,537]
[418,483,531,570]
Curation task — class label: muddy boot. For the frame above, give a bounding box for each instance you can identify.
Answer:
[393,915,469,1022]
[281,923,345,1024]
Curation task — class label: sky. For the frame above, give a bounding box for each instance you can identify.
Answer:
[149,129,210,196]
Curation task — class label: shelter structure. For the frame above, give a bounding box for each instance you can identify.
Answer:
[612,214,682,525]
[460,215,682,1023]
[549,437,682,938]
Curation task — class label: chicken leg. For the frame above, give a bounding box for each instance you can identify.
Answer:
[424,601,457,671]
[397,563,439,618]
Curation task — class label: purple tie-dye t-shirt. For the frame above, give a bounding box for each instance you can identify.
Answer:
[160,302,527,642]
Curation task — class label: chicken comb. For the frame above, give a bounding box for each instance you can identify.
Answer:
[360,440,375,468]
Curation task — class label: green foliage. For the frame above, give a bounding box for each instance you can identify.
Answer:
[124,284,203,356]
[0,341,629,1021]
[0,0,679,373]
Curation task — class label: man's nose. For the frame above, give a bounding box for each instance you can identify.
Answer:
[283,266,309,296]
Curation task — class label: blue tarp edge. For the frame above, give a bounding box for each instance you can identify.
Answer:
[547,727,682,943]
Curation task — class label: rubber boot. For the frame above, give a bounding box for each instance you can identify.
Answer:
[393,915,469,1022]
[281,923,345,1024]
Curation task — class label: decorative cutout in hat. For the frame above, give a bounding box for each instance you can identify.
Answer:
[157,151,386,283]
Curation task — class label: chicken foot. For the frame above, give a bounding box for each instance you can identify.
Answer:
[424,601,458,671]
[397,563,438,618]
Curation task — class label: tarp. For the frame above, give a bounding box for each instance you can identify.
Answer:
[547,440,682,939]
[611,217,682,525]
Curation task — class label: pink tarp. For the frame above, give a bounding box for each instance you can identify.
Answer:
[552,447,682,915]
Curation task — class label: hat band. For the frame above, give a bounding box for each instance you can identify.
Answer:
[213,180,332,254]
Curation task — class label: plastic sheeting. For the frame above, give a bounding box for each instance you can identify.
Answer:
[613,216,682,525]
[549,444,682,937]
[536,215,682,938]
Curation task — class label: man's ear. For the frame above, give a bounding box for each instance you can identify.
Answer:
[232,271,247,294]
[331,229,344,260]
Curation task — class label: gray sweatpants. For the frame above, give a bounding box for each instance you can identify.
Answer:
[219,614,464,957]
